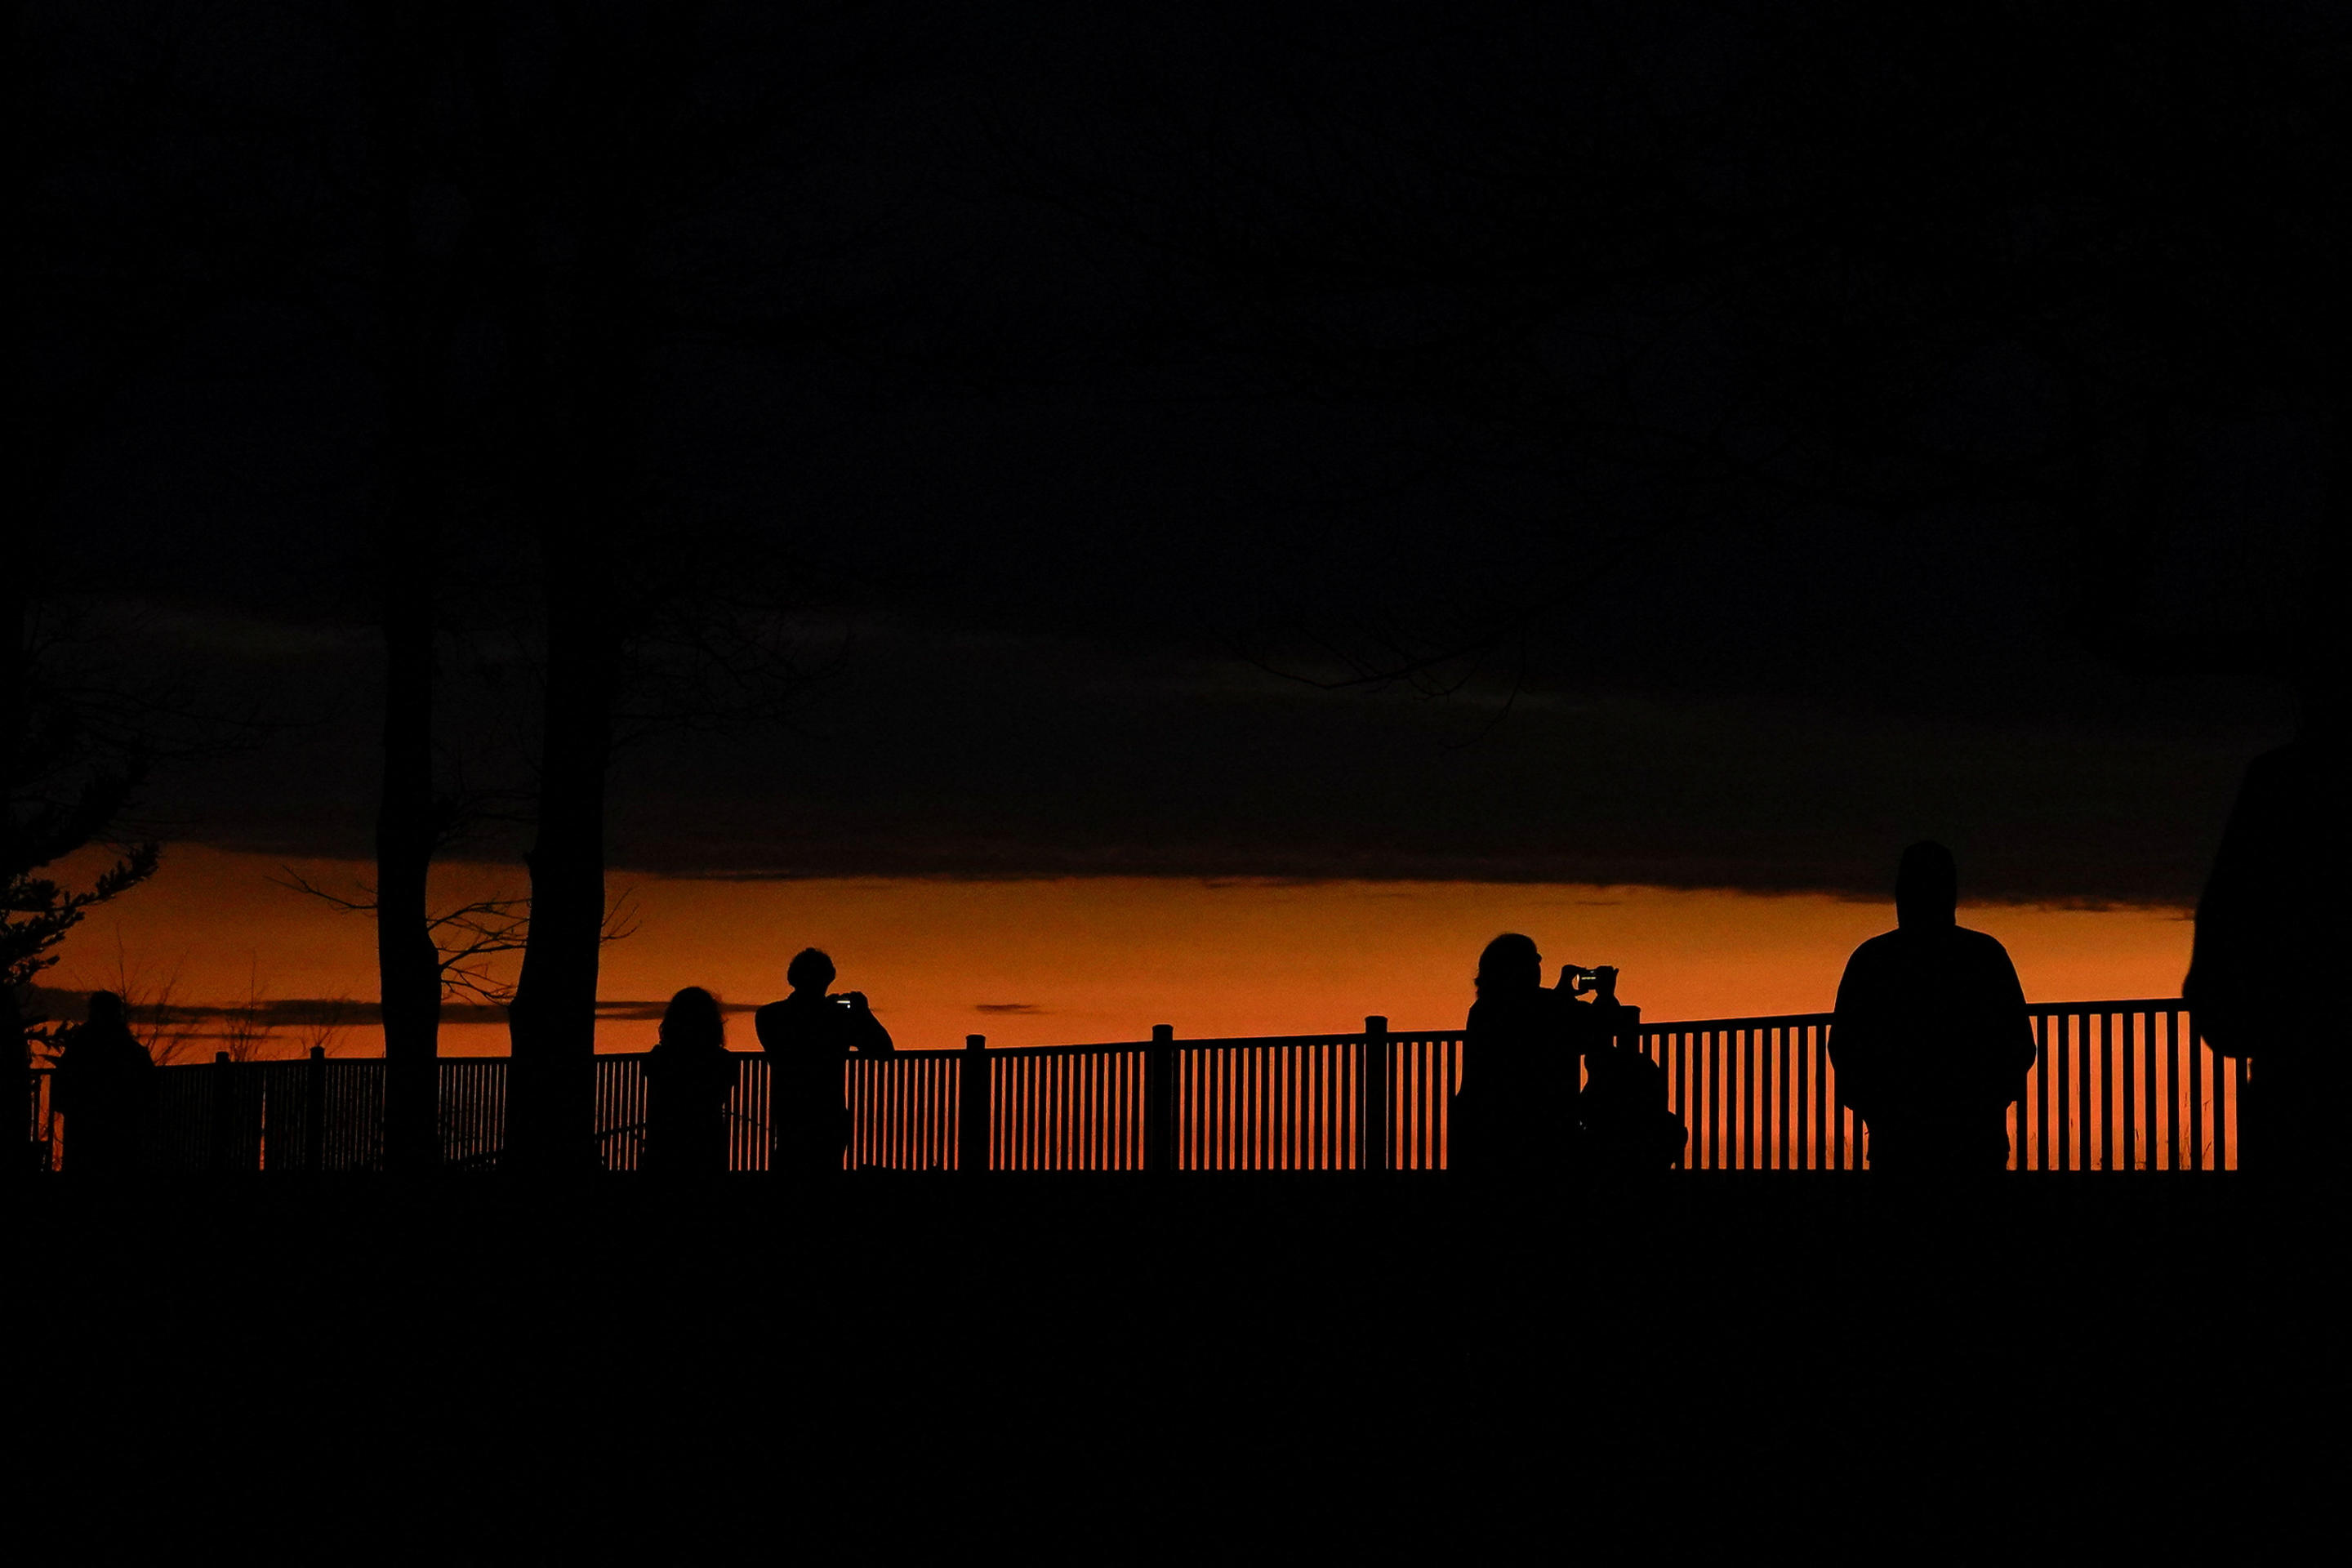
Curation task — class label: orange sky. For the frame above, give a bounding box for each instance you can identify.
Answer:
[44,844,2197,1058]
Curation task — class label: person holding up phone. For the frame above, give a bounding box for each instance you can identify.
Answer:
[755,948,894,1177]
[1452,934,1626,1179]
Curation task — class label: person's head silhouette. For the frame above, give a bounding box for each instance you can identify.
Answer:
[1895,841,1958,930]
[86,991,127,1031]
[660,987,724,1049]
[1476,933,1542,994]
[786,947,836,997]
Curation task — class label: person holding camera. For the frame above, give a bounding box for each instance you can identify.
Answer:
[755,948,894,1177]
[1452,933,1630,1178]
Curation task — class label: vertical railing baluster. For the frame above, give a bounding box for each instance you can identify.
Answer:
[1040,1054,1054,1171]
[1258,1043,1272,1171]
[1677,1031,1691,1170]
[1242,1045,1256,1170]
[2098,1010,2114,1172]
[2056,1012,2073,1172]
[2189,1013,2206,1170]
[2163,1009,2180,1171]
[1737,1027,1751,1170]
[2140,1010,2157,1173]
[1224,1045,1236,1170]
[1046,1054,1060,1171]
[2025,1027,2040,1172]
[1309,1042,1324,1169]
[1193,1049,1204,1170]
[1704,1030,1719,1170]
[1308,1044,1321,1172]
[2077,1010,2093,1172]
[1792,1027,1807,1171]
[2221,1055,2240,1170]
[2121,1010,2137,1170]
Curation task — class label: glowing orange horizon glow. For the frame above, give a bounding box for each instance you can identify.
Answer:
[46,845,2197,1058]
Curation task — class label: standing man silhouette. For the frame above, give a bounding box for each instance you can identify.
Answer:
[1829,843,2035,1171]
[755,949,893,1176]
[2183,685,2348,1178]
[52,991,156,1176]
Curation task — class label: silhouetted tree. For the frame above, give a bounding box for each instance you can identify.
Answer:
[8,4,303,1101]
[460,4,932,1170]
[1,591,161,1087]
[348,2,473,1171]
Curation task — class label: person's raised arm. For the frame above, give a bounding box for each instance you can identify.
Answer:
[843,992,894,1055]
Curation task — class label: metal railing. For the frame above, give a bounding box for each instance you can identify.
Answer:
[1646,1001,2242,1171]
[28,1000,2244,1174]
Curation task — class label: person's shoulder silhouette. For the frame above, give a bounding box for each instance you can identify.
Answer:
[758,948,893,1176]
[1457,933,1585,1178]
[55,991,155,1175]
[1830,843,2032,1171]
[2185,719,2350,1057]
[2184,684,2350,1175]
[642,987,736,1175]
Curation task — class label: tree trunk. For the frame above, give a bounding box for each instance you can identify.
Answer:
[475,14,648,1174]
[504,577,620,1174]
[376,550,442,1171]
[368,15,452,1174]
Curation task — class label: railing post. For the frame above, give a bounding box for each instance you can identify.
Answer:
[1147,1024,1175,1174]
[1361,1016,1389,1174]
[960,1034,989,1178]
[209,1050,239,1173]
[305,1045,327,1174]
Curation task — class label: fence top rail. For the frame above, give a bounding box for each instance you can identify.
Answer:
[107,997,2203,1081]
[987,1040,1149,1059]
[1174,1033,1368,1054]
[1636,1000,2190,1036]
[990,1033,1368,1058]
[2025,1000,2189,1015]
[1641,1013,1835,1034]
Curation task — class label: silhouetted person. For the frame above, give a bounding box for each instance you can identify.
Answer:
[755,948,893,1177]
[1578,995,1686,1170]
[52,991,154,1176]
[1452,933,1620,1178]
[1829,843,2034,1171]
[2184,688,2349,1178]
[639,987,740,1176]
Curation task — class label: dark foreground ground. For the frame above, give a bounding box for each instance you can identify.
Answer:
[26,1174,2339,1561]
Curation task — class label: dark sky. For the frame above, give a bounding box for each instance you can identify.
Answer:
[27,2,2336,906]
